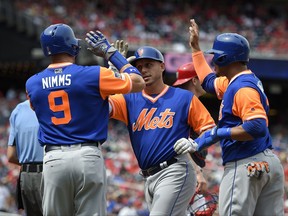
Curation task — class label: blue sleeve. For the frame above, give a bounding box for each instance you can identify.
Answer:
[242,118,268,138]
[202,73,217,95]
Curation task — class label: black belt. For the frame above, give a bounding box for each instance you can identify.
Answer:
[21,163,43,173]
[45,142,99,152]
[140,157,178,177]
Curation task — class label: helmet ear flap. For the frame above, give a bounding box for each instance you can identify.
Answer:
[213,54,228,66]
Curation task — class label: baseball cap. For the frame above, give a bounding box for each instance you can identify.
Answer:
[173,62,197,86]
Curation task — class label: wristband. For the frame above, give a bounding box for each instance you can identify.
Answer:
[217,128,231,139]
[109,52,142,76]
[123,66,142,76]
[109,51,129,70]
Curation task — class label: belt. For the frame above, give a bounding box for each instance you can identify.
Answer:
[21,163,43,173]
[140,157,178,177]
[45,142,99,152]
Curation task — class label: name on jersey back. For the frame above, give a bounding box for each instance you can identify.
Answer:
[42,74,71,89]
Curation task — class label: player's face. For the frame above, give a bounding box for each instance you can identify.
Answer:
[135,59,165,86]
[214,64,225,77]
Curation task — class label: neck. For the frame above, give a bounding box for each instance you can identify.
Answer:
[144,82,166,95]
[226,63,248,80]
[50,53,75,64]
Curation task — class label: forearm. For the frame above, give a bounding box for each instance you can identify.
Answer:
[192,51,213,84]
[7,146,20,165]
[230,125,254,141]
[129,74,146,92]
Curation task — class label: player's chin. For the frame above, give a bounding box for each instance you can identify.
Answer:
[144,79,152,86]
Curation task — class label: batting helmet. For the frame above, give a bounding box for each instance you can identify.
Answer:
[130,46,164,66]
[173,62,197,86]
[205,33,250,67]
[40,23,80,57]
[187,192,218,216]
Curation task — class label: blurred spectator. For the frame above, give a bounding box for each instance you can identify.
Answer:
[8,0,288,58]
[0,180,12,212]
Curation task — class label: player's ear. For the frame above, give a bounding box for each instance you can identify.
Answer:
[160,62,165,71]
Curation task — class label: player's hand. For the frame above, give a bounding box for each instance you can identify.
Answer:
[113,40,128,58]
[195,126,231,151]
[196,170,208,194]
[189,19,201,52]
[195,127,219,151]
[174,138,198,155]
[245,161,270,178]
[85,30,117,60]
[108,39,129,73]
[127,56,136,63]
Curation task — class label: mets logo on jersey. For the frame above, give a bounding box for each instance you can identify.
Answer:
[132,108,175,131]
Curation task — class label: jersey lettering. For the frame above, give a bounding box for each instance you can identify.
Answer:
[132,108,175,131]
[48,90,72,125]
[42,74,71,89]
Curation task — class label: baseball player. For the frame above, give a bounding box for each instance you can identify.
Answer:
[108,46,216,216]
[173,62,206,98]
[25,24,145,216]
[173,62,208,195]
[7,100,43,216]
[181,19,284,216]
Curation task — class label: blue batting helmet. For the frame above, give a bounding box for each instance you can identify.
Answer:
[40,23,80,57]
[130,46,164,66]
[205,33,250,67]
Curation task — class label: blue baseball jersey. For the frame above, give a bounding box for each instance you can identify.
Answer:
[8,100,43,163]
[109,85,215,169]
[204,71,272,164]
[26,63,133,146]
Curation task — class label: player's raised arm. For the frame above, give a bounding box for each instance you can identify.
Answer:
[188,19,213,84]
[85,31,145,92]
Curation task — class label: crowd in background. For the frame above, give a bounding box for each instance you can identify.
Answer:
[0,89,288,215]
[12,0,288,57]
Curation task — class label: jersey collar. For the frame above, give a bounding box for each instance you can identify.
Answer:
[142,85,169,103]
[48,62,73,68]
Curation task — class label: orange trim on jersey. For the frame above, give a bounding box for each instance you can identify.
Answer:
[192,51,213,84]
[109,94,129,125]
[214,70,252,100]
[229,70,253,83]
[188,96,216,134]
[142,85,169,103]
[47,62,73,68]
[232,87,268,125]
[99,67,132,99]
[214,77,229,100]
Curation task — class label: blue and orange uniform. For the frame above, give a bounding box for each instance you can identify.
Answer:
[109,85,215,169]
[26,62,137,216]
[192,51,284,216]
[26,63,133,145]
[193,52,271,164]
[109,84,215,215]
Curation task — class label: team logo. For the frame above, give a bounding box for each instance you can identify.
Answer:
[137,48,144,57]
[132,108,175,131]
[54,68,62,74]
